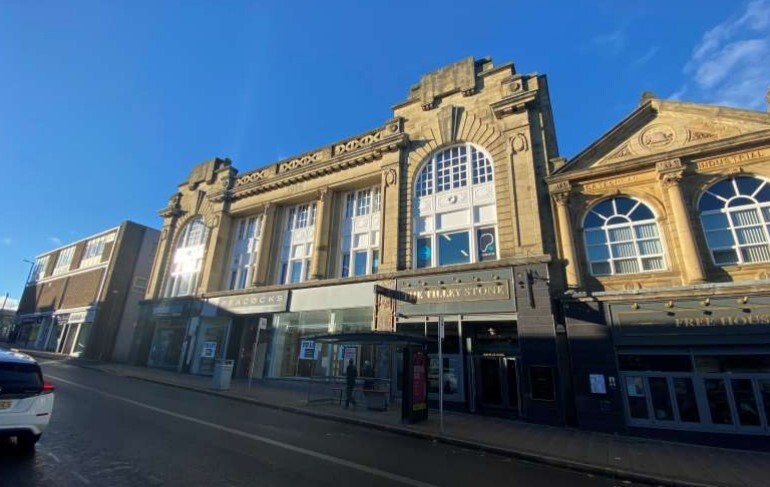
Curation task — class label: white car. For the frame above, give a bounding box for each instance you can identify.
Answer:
[0,348,55,450]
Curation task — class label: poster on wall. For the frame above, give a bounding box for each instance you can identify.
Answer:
[299,340,315,360]
[411,350,427,412]
[201,341,217,358]
[589,374,607,394]
[343,346,357,364]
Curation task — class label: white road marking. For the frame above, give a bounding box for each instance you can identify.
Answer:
[72,471,91,484]
[47,452,62,463]
[48,374,437,487]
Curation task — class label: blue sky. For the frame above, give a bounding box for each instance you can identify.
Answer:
[1,0,769,308]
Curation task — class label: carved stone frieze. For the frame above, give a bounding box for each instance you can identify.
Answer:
[235,168,271,188]
[279,151,324,174]
[655,158,683,173]
[333,131,381,156]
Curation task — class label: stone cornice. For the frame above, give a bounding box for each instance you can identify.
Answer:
[546,129,770,185]
[230,119,407,200]
[489,89,538,119]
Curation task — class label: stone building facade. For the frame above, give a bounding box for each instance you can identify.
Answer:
[132,57,571,425]
[547,94,770,439]
[14,221,159,361]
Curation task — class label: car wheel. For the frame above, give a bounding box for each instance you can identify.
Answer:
[15,433,41,452]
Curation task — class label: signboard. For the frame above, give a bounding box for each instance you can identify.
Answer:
[589,374,607,394]
[67,309,95,324]
[299,340,315,360]
[209,290,289,315]
[402,281,509,304]
[477,228,497,262]
[201,341,217,359]
[401,346,429,424]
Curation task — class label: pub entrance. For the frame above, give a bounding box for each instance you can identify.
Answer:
[467,322,520,416]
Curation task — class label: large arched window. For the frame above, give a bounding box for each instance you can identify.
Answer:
[165,217,209,297]
[698,176,770,265]
[413,143,498,268]
[583,197,666,276]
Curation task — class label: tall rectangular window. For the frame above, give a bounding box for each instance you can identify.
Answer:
[278,203,317,285]
[52,246,75,276]
[28,255,50,284]
[339,187,381,277]
[228,215,262,290]
[81,233,115,268]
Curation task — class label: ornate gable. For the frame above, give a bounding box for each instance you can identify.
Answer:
[561,98,770,173]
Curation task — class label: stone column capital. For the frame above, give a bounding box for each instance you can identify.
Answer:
[659,170,684,189]
[548,181,572,205]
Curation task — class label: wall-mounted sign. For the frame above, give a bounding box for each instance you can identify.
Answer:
[299,340,315,360]
[477,229,497,262]
[201,341,217,358]
[402,281,510,304]
[67,309,95,324]
[589,374,607,394]
[209,290,289,315]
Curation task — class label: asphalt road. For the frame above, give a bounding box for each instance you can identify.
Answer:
[0,360,634,487]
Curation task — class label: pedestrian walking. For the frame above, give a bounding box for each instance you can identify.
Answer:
[345,358,357,408]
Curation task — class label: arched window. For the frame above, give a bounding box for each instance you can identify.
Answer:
[583,197,666,276]
[413,143,498,268]
[698,176,770,265]
[165,217,209,297]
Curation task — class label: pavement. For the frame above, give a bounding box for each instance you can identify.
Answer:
[15,348,770,487]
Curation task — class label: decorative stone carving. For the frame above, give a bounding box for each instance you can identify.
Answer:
[640,124,675,149]
[659,170,684,188]
[279,152,324,173]
[607,144,634,161]
[159,228,168,242]
[548,181,571,195]
[333,131,382,156]
[510,133,529,154]
[438,105,463,144]
[236,168,270,188]
[206,214,220,228]
[655,158,683,172]
[384,168,397,187]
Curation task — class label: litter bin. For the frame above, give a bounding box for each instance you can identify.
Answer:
[212,359,234,390]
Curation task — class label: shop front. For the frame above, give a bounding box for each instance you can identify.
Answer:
[394,268,521,416]
[609,294,770,436]
[266,283,375,380]
[206,290,289,378]
[53,308,96,356]
[136,298,200,371]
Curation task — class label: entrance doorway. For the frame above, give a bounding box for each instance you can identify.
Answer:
[475,356,519,413]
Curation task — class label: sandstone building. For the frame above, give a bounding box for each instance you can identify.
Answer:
[131,57,570,425]
[15,221,159,361]
[547,93,770,438]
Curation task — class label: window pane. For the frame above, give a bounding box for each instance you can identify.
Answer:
[584,229,606,245]
[705,229,734,249]
[371,250,379,274]
[611,242,636,258]
[731,379,761,426]
[634,223,659,239]
[438,231,471,266]
[741,245,770,263]
[673,378,700,423]
[649,377,674,421]
[708,180,736,199]
[587,244,609,262]
[699,192,724,211]
[613,259,639,274]
[584,212,603,228]
[625,377,649,419]
[416,237,432,268]
[608,227,633,242]
[731,208,762,226]
[700,212,729,230]
[615,197,635,216]
[341,253,350,277]
[735,176,762,196]
[637,239,662,256]
[476,227,497,262]
[641,257,665,271]
[713,248,739,265]
[290,261,303,284]
[354,251,368,276]
[629,204,654,221]
[591,200,614,218]
[756,186,770,202]
[736,226,767,245]
[704,378,734,425]
[591,262,611,275]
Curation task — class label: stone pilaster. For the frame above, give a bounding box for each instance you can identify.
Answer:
[310,188,333,280]
[200,211,231,293]
[657,159,705,284]
[148,193,185,299]
[549,182,581,289]
[253,203,277,286]
[379,165,400,273]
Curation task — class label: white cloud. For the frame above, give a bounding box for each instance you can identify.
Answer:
[0,237,11,246]
[48,237,62,246]
[630,46,659,69]
[0,297,19,311]
[589,29,626,57]
[679,0,770,109]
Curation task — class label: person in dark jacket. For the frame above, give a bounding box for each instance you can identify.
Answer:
[345,359,357,408]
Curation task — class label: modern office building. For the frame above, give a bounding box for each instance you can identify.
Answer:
[547,93,770,439]
[15,221,159,361]
[131,57,572,426]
